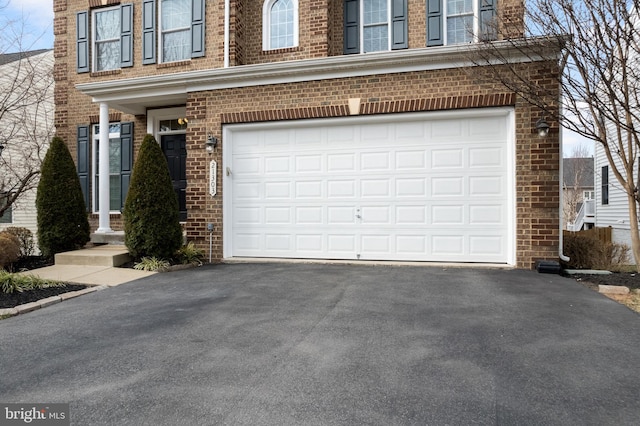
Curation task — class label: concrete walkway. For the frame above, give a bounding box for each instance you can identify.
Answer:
[17,245,156,287]
[23,264,156,286]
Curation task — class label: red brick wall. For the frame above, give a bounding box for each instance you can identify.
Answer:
[54,0,557,269]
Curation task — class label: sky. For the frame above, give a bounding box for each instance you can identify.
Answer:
[2,0,54,52]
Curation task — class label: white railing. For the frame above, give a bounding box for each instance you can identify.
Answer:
[568,199,595,231]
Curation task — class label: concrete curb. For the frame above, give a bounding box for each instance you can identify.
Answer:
[0,285,108,319]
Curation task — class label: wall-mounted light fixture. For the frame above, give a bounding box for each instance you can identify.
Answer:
[206,134,218,153]
[535,117,550,138]
[0,144,4,156]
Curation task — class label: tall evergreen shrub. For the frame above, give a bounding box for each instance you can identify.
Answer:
[36,136,90,258]
[123,134,182,259]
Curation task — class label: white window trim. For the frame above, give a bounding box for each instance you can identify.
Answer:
[262,0,299,51]
[91,123,121,214]
[159,0,192,63]
[354,0,392,54]
[443,0,480,46]
[147,107,187,141]
[92,5,120,72]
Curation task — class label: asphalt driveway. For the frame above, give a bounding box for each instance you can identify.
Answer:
[1,263,639,425]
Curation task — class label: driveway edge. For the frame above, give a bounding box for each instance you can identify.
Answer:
[0,285,108,319]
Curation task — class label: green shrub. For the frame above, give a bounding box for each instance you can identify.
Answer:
[36,136,90,258]
[0,270,64,294]
[0,232,20,269]
[562,233,630,270]
[3,227,35,257]
[133,257,170,272]
[174,242,204,265]
[123,134,183,260]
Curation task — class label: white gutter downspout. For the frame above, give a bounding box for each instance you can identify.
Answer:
[224,0,230,68]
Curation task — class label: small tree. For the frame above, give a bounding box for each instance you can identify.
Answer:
[36,136,90,258]
[469,0,640,269]
[123,134,182,259]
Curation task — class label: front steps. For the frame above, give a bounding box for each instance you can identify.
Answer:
[54,245,132,267]
[90,231,125,245]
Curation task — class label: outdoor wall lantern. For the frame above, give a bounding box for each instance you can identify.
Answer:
[535,117,550,138]
[0,144,4,156]
[206,134,218,153]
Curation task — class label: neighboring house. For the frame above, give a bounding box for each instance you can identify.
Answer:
[594,143,638,248]
[0,49,54,253]
[54,0,562,268]
[563,157,594,231]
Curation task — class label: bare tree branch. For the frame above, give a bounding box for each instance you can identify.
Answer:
[468,0,640,268]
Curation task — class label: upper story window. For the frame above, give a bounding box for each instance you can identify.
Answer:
[76,1,204,73]
[161,0,192,62]
[93,7,121,71]
[263,0,299,50]
[77,4,133,73]
[427,0,496,47]
[144,0,205,64]
[344,0,408,54]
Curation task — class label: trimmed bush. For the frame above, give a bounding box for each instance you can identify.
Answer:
[36,136,90,258]
[562,233,630,270]
[3,227,35,257]
[0,232,20,269]
[123,134,183,259]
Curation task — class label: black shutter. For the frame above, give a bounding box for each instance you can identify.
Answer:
[191,0,205,58]
[479,0,497,41]
[602,166,609,205]
[120,4,134,67]
[344,0,360,54]
[426,0,443,47]
[76,11,89,73]
[391,0,408,50]
[119,122,134,211]
[77,125,91,211]
[142,0,156,64]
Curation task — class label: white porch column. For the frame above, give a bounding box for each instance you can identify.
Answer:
[96,102,113,233]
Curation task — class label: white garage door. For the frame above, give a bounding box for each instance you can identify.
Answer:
[223,109,514,263]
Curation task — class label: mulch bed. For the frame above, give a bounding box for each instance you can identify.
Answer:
[0,285,87,309]
[2,256,86,310]
[567,272,640,290]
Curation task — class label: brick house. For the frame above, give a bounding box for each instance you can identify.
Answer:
[53,0,561,268]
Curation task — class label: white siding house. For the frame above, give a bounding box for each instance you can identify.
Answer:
[594,141,639,248]
[0,49,54,253]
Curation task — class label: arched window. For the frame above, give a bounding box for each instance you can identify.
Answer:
[263,0,298,50]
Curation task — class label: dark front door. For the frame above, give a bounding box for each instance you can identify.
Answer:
[161,134,187,221]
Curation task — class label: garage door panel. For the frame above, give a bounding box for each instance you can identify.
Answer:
[469,147,503,168]
[396,178,427,197]
[265,156,290,174]
[432,149,464,168]
[396,150,426,170]
[265,181,291,199]
[228,111,511,263]
[295,181,323,198]
[432,205,464,225]
[295,154,323,173]
[361,179,391,197]
[431,177,463,197]
[328,180,356,198]
[328,153,356,172]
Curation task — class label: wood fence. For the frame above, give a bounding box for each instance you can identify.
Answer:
[563,227,612,244]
